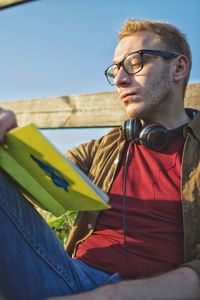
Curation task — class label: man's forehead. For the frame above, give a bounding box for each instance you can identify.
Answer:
[113,31,161,63]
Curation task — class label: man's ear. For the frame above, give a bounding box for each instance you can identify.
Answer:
[172,55,190,82]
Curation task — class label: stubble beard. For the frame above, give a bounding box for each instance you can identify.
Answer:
[125,67,172,122]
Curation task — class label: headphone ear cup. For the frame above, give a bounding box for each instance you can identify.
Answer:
[139,124,168,151]
[123,119,142,142]
[123,120,169,150]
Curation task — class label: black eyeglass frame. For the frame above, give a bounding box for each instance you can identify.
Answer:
[104,49,179,85]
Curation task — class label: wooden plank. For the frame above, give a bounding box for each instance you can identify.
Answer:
[1,82,200,128]
[0,0,34,9]
[0,93,127,128]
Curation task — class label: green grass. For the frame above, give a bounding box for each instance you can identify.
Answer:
[38,209,77,245]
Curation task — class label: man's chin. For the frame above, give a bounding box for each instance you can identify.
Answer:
[126,109,142,120]
[125,102,151,120]
[124,103,145,120]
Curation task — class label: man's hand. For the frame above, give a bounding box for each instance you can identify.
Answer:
[0,107,17,143]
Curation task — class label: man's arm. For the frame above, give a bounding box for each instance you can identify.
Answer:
[48,266,200,300]
[0,107,17,142]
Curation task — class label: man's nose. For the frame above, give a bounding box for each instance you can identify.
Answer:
[114,67,131,87]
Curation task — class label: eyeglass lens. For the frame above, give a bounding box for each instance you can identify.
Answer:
[106,52,142,85]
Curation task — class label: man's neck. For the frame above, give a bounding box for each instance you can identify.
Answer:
[141,108,191,129]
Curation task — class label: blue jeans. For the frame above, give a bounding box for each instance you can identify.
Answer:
[0,170,121,300]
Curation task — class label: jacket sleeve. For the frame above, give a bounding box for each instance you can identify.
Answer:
[180,115,200,278]
[65,138,102,175]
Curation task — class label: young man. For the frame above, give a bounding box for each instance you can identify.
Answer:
[0,19,200,300]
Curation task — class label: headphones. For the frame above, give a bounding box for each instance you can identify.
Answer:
[122,109,197,151]
[123,119,169,151]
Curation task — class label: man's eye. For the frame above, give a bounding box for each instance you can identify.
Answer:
[125,57,141,72]
[111,65,119,77]
[130,59,140,67]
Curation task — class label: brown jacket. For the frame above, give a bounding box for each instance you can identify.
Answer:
[65,112,200,277]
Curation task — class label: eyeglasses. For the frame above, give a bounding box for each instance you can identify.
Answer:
[104,49,179,85]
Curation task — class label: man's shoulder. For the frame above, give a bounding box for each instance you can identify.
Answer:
[186,109,200,141]
[65,127,122,166]
[102,127,122,140]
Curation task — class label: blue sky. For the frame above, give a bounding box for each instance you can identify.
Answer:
[0,0,199,151]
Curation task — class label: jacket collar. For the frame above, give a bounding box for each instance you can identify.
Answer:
[184,109,200,141]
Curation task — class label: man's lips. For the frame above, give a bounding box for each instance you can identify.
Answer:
[120,92,140,103]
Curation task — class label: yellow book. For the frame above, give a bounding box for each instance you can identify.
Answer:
[0,124,110,216]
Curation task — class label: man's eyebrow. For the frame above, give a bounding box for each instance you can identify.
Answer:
[112,58,118,65]
[112,52,132,64]
[112,56,122,64]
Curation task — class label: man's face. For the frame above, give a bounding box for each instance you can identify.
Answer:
[113,31,174,123]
